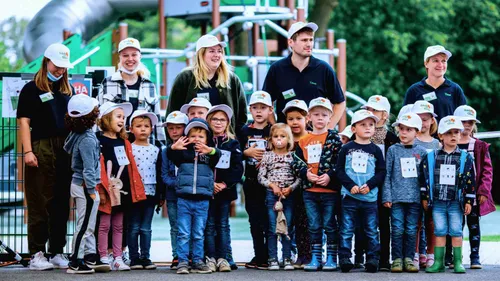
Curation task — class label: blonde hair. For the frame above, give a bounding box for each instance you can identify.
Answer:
[192,47,232,89]
[429,117,438,135]
[97,110,128,140]
[206,110,235,139]
[268,123,294,152]
[35,57,72,95]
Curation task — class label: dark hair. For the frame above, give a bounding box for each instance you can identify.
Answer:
[65,107,99,133]
[291,27,314,41]
[284,108,308,117]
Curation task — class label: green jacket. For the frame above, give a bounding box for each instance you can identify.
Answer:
[166,69,248,135]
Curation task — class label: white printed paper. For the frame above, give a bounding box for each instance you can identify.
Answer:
[39,92,54,102]
[248,139,267,150]
[307,144,322,164]
[401,157,418,178]
[281,88,296,99]
[439,164,456,185]
[352,152,368,173]
[2,77,29,118]
[216,150,231,169]
[114,146,130,166]
[197,92,210,101]
[423,91,437,102]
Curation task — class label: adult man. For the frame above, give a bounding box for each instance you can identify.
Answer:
[263,22,346,128]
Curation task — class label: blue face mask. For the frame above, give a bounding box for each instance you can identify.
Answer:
[47,71,62,82]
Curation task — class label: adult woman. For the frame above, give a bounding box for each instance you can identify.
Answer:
[167,34,247,135]
[17,43,74,270]
[404,45,466,121]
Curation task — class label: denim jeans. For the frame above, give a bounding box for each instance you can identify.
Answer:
[339,196,379,261]
[303,191,339,246]
[243,177,268,262]
[127,198,155,260]
[167,199,178,258]
[205,198,232,259]
[177,197,209,264]
[265,190,294,261]
[432,200,463,237]
[390,202,420,259]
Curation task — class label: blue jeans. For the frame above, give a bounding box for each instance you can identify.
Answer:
[339,196,379,260]
[303,191,339,246]
[167,199,178,258]
[432,200,463,237]
[177,197,209,264]
[390,203,420,259]
[266,190,294,260]
[127,198,155,260]
[205,198,232,259]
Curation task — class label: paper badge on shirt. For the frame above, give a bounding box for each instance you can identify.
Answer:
[216,150,231,169]
[307,143,322,164]
[352,151,368,173]
[400,157,418,178]
[39,92,54,103]
[282,89,296,100]
[197,92,210,101]
[128,89,139,99]
[423,91,437,102]
[439,164,456,185]
[114,146,130,166]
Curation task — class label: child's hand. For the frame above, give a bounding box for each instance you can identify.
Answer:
[316,174,331,186]
[270,183,281,196]
[464,203,472,215]
[171,136,190,150]
[383,202,392,208]
[195,142,213,154]
[281,187,292,197]
[307,168,318,183]
[90,193,96,200]
[478,195,487,205]
[350,185,360,194]
[214,182,226,194]
[244,143,265,160]
[359,184,370,195]
[422,200,428,211]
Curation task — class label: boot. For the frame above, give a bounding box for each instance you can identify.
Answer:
[323,244,338,271]
[453,247,466,273]
[426,246,445,273]
[304,244,322,271]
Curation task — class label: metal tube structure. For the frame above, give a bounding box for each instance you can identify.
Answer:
[263,19,288,38]
[337,39,347,131]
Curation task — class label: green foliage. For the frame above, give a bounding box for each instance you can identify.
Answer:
[0,16,28,71]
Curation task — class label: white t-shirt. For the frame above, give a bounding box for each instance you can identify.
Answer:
[131,143,159,196]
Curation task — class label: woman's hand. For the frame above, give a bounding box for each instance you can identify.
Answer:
[24,151,38,167]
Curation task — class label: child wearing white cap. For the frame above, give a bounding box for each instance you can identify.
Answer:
[420,116,475,274]
[339,125,353,144]
[336,110,386,273]
[382,113,427,273]
[180,98,212,120]
[412,100,440,152]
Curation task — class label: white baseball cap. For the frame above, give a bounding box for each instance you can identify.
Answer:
[207,104,233,120]
[454,105,481,124]
[397,104,414,120]
[361,95,391,113]
[339,125,353,139]
[411,100,438,117]
[67,94,98,117]
[165,111,189,125]
[287,22,318,39]
[180,98,212,114]
[44,43,73,69]
[98,101,133,118]
[424,45,452,62]
[351,109,380,125]
[438,115,464,134]
[129,109,158,127]
[196,34,227,53]
[282,99,308,114]
[308,97,333,112]
[118,38,141,53]
[249,91,273,107]
[184,118,210,135]
[392,112,422,131]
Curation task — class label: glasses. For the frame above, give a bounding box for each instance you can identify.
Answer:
[210,118,228,124]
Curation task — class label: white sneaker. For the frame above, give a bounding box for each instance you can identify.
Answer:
[413,253,420,268]
[30,252,55,271]
[122,251,131,266]
[206,257,216,272]
[50,254,69,269]
[426,254,435,268]
[113,257,131,271]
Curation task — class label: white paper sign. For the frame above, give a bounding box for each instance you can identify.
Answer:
[281,88,296,99]
[2,77,28,118]
[114,146,130,166]
[307,143,322,164]
[401,157,418,178]
[248,139,267,150]
[439,164,456,185]
[352,152,368,173]
[423,91,437,102]
[128,89,139,98]
[216,150,231,169]
[197,92,210,101]
[39,92,54,103]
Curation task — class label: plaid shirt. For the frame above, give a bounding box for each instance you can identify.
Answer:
[433,147,464,201]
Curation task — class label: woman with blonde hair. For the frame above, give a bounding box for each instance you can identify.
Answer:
[167,34,247,135]
[17,43,74,270]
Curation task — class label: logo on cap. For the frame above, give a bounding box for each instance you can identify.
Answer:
[402,115,412,121]
[192,98,197,102]
[59,51,69,59]
[464,108,475,115]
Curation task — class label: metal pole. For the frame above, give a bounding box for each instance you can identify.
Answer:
[326,29,335,68]
[159,0,167,110]
[337,39,347,131]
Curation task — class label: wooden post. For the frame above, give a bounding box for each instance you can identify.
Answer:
[63,29,72,40]
[212,0,221,39]
[326,29,335,68]
[118,22,128,41]
[287,0,295,29]
[336,39,347,131]
[253,23,260,56]
[297,8,305,22]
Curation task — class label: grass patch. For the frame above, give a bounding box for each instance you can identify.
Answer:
[464,235,500,242]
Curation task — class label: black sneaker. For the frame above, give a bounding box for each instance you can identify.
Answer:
[67,260,95,274]
[339,258,354,273]
[470,257,482,269]
[191,262,212,274]
[170,256,179,270]
[84,254,111,273]
[365,259,379,273]
[245,257,258,269]
[130,258,144,270]
[378,260,390,271]
[142,258,157,270]
[256,260,269,270]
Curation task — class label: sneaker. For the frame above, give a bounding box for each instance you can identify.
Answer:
[170,256,179,270]
[268,259,279,271]
[293,256,304,269]
[84,254,111,273]
[67,260,95,274]
[122,251,131,266]
[49,254,69,269]
[391,258,403,273]
[378,260,390,272]
[176,262,189,274]
[256,260,269,270]
[191,261,212,274]
[217,258,231,272]
[245,257,258,269]
[112,257,131,271]
[29,252,54,271]
[339,258,353,273]
[229,261,238,270]
[130,258,144,270]
[354,262,364,269]
[206,257,217,272]
[283,259,294,271]
[365,259,379,273]
[404,257,419,273]
[142,258,156,269]
[470,257,482,269]
[419,254,427,268]
[426,254,435,268]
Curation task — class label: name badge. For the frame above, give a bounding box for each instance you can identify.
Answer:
[128,89,139,98]
[197,92,210,101]
[423,91,437,102]
[352,152,368,173]
[248,139,267,150]
[114,146,130,166]
[400,157,418,178]
[282,89,296,100]
[216,150,231,169]
[439,164,456,185]
[39,92,54,102]
[307,143,322,164]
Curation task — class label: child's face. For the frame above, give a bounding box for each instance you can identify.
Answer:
[209,111,229,136]
[271,129,289,150]
[340,135,350,144]
[166,123,185,142]
[130,118,152,142]
[365,107,387,127]
[308,107,331,130]
[352,118,375,139]
[188,129,208,145]
[286,111,307,135]
[249,103,272,124]
[461,120,475,136]
[187,106,209,120]
[109,108,125,133]
[439,129,462,147]
[397,124,417,145]
[417,113,433,134]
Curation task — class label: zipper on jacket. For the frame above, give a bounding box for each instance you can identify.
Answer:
[193,152,198,194]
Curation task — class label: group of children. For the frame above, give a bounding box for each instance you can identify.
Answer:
[62,89,493,275]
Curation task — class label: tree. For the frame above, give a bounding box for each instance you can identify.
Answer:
[308,0,339,36]
[0,16,28,71]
